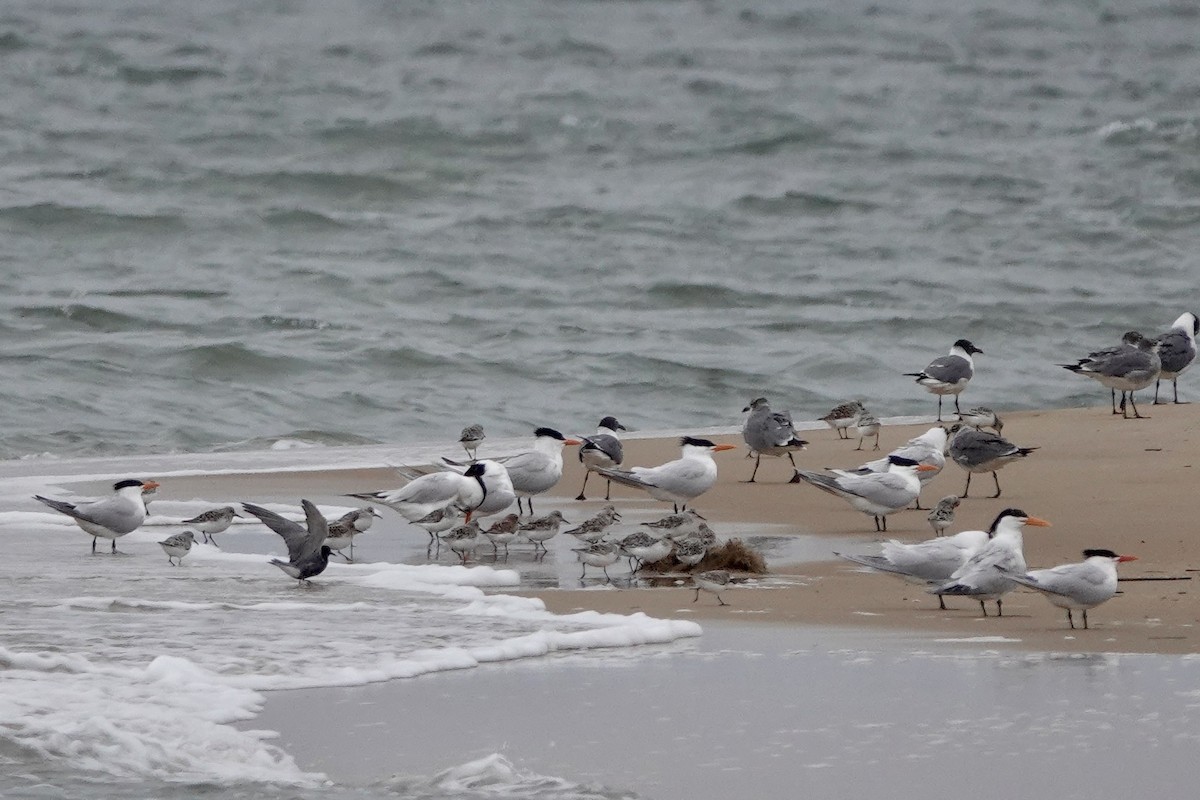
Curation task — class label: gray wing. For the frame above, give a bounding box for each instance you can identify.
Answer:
[580,433,623,464]
[1091,348,1155,379]
[950,429,1018,466]
[922,354,972,384]
[835,471,919,507]
[36,494,142,534]
[744,407,796,450]
[242,502,310,562]
[298,499,330,560]
[1156,329,1195,374]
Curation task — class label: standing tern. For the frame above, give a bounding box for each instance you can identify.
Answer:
[181,505,242,546]
[595,436,737,512]
[928,508,1052,616]
[904,339,983,421]
[450,459,517,520]
[242,500,334,585]
[820,401,865,439]
[998,549,1137,629]
[824,425,948,509]
[793,455,937,532]
[576,416,627,500]
[835,524,990,609]
[947,423,1037,498]
[484,427,581,515]
[741,397,809,482]
[1059,331,1161,418]
[1153,312,1198,404]
[348,462,487,522]
[35,478,161,553]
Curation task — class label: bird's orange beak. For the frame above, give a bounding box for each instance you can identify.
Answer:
[1117,554,1138,563]
[1024,516,1052,527]
[142,480,161,491]
[713,444,737,452]
[916,464,938,472]
[564,439,582,446]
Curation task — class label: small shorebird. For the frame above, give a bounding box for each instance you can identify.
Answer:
[576,416,627,500]
[596,436,737,512]
[957,406,1003,434]
[410,506,461,544]
[1154,312,1198,404]
[35,478,160,554]
[692,570,732,605]
[491,428,581,515]
[853,410,881,451]
[640,509,707,539]
[442,520,481,564]
[482,513,521,556]
[927,495,960,537]
[242,500,334,585]
[905,339,983,421]
[793,455,937,532]
[928,508,1052,616]
[835,524,990,609]
[459,423,485,460]
[820,401,865,439]
[324,506,380,561]
[741,397,808,482]
[616,531,672,572]
[574,541,621,581]
[999,549,1137,629]
[947,423,1037,498]
[565,504,621,543]
[519,510,568,553]
[159,531,196,566]
[672,536,708,567]
[181,505,242,546]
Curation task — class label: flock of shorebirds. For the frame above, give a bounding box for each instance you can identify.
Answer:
[31,311,1197,619]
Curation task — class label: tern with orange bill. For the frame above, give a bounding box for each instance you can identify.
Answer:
[999,549,1137,629]
[792,455,937,532]
[595,436,737,512]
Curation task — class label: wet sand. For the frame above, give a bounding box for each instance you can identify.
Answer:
[531,405,1200,655]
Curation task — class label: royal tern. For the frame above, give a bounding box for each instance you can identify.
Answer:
[999,549,1137,629]
[181,505,242,545]
[348,462,487,522]
[596,436,736,512]
[927,495,960,537]
[35,478,161,553]
[565,504,621,543]
[904,339,983,421]
[519,510,568,552]
[824,425,948,509]
[741,397,809,482]
[835,525,991,609]
[242,500,334,585]
[947,423,1037,498]
[482,513,521,556]
[1154,312,1198,404]
[1060,331,1161,418]
[928,508,1052,616]
[576,416,627,500]
[692,570,732,605]
[489,427,581,515]
[820,401,865,439]
[853,411,881,451]
[574,541,621,582]
[159,531,196,566]
[458,423,486,460]
[793,455,937,532]
[957,406,1003,433]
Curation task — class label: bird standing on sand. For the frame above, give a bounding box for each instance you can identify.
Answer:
[1059,332,1160,418]
[824,425,948,509]
[927,495,960,537]
[576,416,627,500]
[442,520,480,564]
[999,549,1137,629]
[928,508,1052,617]
[1154,312,1198,404]
[459,424,485,460]
[181,505,242,546]
[519,510,568,553]
[853,410,881,451]
[741,398,808,482]
[35,478,161,554]
[575,541,621,581]
[482,513,521,556]
[596,436,737,512]
[905,339,983,421]
[487,428,581,515]
[947,423,1037,498]
[820,401,865,439]
[410,506,461,543]
[159,530,196,566]
[565,504,621,543]
[617,530,673,572]
[793,455,937,532]
[242,500,334,585]
[957,406,1003,434]
[692,570,732,605]
[348,462,487,522]
[835,524,991,609]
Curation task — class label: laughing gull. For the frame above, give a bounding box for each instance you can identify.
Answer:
[998,549,1137,629]
[35,478,160,554]
[1154,312,1198,404]
[576,416,627,500]
[1059,331,1160,418]
[905,339,983,421]
[947,423,1038,498]
[741,397,808,482]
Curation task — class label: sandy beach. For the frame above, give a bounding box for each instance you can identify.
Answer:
[530,404,1200,655]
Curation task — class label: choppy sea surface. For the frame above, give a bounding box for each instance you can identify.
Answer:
[1,0,1198,459]
[3,1,1200,797]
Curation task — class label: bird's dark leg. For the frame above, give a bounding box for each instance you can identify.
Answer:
[979,600,988,617]
[1154,380,1163,405]
[576,471,590,502]
[881,515,888,532]
[787,453,798,469]
[717,594,728,606]
[580,563,587,580]
[938,595,947,610]
[602,566,611,583]
[1067,609,1075,629]
[744,455,762,483]
[1111,388,1119,415]
[996,598,1003,617]
[872,434,880,451]
[1174,379,1187,404]
[1119,392,1129,418]
[1129,392,1146,419]
[990,471,1002,499]
[953,395,961,414]
[936,395,944,422]
[111,540,118,554]
[604,478,613,500]
[1082,609,1089,630]
[693,588,700,603]
[962,472,972,498]
[92,537,98,554]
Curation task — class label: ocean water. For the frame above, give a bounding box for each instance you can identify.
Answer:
[1,0,1198,459]
[3,1,1200,797]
